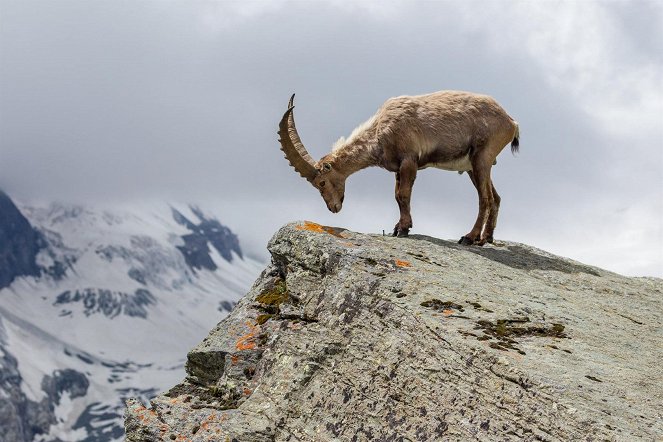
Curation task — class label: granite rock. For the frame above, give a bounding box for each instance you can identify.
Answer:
[125,221,662,441]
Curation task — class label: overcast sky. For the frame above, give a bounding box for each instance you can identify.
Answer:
[1,0,661,276]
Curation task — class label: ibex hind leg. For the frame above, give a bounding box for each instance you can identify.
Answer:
[459,161,494,246]
[481,128,515,244]
[484,182,501,243]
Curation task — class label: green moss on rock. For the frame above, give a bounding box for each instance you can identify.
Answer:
[256,279,288,306]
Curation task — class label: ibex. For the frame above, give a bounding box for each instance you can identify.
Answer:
[277,91,519,245]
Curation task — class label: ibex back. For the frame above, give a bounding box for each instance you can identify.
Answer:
[277,90,519,245]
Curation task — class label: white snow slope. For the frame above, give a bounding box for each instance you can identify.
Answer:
[0,202,265,442]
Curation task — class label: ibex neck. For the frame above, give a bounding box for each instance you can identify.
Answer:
[328,140,382,178]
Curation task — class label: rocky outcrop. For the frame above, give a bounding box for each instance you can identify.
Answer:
[0,191,42,289]
[125,221,662,441]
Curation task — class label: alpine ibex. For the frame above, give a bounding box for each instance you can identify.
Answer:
[277,91,519,245]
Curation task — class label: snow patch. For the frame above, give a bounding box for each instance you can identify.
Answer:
[34,392,89,442]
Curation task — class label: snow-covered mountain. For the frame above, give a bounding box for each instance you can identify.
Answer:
[0,192,265,441]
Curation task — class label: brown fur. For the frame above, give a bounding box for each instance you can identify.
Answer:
[285,90,519,244]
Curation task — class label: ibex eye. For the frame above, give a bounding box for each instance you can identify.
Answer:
[319,181,326,187]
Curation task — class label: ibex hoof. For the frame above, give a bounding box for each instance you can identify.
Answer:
[458,236,475,246]
[393,226,410,238]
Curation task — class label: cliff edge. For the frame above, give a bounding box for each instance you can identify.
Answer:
[125,221,662,441]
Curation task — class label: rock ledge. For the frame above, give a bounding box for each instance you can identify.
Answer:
[125,221,662,441]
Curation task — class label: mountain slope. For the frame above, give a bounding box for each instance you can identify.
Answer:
[126,221,662,441]
[0,191,42,288]
[0,196,264,442]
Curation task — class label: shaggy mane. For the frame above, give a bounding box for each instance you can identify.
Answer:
[332,115,377,152]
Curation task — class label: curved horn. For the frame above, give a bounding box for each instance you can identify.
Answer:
[278,94,318,183]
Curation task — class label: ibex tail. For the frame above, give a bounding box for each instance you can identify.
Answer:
[511,122,520,154]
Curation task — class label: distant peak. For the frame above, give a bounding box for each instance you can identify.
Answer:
[0,191,42,288]
[171,205,243,271]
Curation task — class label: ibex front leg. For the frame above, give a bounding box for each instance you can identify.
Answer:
[393,158,417,237]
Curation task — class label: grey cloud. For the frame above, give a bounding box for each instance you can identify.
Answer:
[0,1,660,275]
[606,0,663,64]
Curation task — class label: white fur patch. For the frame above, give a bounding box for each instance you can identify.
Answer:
[333,115,377,151]
[427,154,472,172]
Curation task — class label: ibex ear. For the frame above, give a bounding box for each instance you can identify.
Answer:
[322,162,332,172]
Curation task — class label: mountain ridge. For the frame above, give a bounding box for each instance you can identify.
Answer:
[0,193,264,442]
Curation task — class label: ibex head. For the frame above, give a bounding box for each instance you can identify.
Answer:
[312,157,345,213]
[278,95,346,213]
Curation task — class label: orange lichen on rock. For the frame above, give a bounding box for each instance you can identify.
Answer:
[197,411,231,437]
[200,413,216,432]
[296,221,346,238]
[159,423,170,438]
[236,334,256,350]
[394,259,411,267]
[133,406,160,426]
[443,309,454,316]
[230,355,239,364]
[235,322,258,351]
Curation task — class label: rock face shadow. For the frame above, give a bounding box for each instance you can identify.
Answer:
[407,235,600,276]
